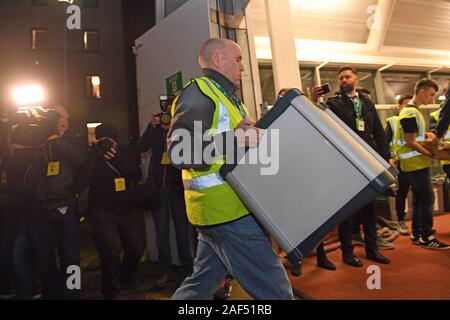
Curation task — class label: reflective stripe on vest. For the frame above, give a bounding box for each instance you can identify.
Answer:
[397,106,432,172]
[398,150,422,160]
[183,173,225,191]
[387,116,404,157]
[171,76,250,226]
[199,77,231,134]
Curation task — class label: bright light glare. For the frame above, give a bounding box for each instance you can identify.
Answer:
[12,85,45,106]
[91,76,101,86]
[438,95,446,101]
[87,123,102,128]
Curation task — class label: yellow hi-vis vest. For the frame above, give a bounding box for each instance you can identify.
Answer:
[171,76,250,226]
[386,116,404,161]
[430,109,450,166]
[397,106,432,172]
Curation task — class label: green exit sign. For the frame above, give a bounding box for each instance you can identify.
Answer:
[166,71,183,96]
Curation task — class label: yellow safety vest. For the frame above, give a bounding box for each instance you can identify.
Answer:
[397,106,432,172]
[430,109,450,166]
[386,116,404,161]
[171,77,250,226]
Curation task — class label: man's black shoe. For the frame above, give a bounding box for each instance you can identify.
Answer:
[214,278,232,300]
[366,250,391,264]
[343,254,363,268]
[317,256,336,271]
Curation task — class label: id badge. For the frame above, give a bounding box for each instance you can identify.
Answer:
[47,162,60,177]
[161,152,170,165]
[114,178,126,192]
[357,119,365,132]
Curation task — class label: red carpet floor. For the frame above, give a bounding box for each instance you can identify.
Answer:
[290,214,450,300]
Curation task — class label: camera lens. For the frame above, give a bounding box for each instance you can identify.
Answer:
[161,113,172,125]
[95,139,112,154]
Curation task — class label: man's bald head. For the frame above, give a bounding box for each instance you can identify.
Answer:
[198,38,244,87]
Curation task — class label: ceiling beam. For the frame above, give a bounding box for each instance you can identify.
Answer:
[366,0,397,52]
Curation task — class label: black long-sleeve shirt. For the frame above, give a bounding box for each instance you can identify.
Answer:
[435,97,450,138]
[139,125,183,189]
[77,145,142,213]
[327,92,390,161]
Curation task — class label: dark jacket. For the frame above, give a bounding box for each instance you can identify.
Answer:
[0,148,38,212]
[77,144,142,213]
[139,125,183,189]
[30,134,87,210]
[435,97,450,138]
[167,68,238,171]
[327,92,390,161]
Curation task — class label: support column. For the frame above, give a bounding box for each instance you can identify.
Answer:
[265,0,302,93]
[245,0,263,119]
[156,0,165,24]
[374,71,386,104]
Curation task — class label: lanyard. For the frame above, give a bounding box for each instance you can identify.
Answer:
[42,142,54,163]
[209,78,248,118]
[105,161,122,178]
[350,96,362,118]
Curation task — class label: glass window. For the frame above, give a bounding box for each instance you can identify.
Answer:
[259,65,316,105]
[86,75,102,99]
[300,69,314,101]
[87,123,102,145]
[430,73,450,102]
[259,65,276,105]
[31,28,48,51]
[83,30,99,51]
[381,71,424,104]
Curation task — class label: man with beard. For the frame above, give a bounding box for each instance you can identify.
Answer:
[313,66,391,267]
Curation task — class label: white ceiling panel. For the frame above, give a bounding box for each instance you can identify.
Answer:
[384,0,450,50]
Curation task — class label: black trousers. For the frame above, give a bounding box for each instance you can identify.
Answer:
[90,206,145,300]
[443,165,450,180]
[28,206,80,300]
[396,169,412,222]
[339,201,378,256]
[152,187,194,276]
[405,168,434,239]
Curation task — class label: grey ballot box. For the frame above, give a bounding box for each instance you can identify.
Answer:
[220,89,397,265]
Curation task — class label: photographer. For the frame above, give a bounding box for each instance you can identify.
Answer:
[77,123,145,300]
[139,97,194,289]
[25,105,87,300]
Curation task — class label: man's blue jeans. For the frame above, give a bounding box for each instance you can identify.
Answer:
[171,215,293,300]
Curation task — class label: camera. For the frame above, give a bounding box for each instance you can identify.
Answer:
[157,95,175,126]
[95,137,114,155]
[157,111,172,126]
[3,106,59,148]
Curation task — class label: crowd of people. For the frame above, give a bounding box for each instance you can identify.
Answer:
[0,38,449,301]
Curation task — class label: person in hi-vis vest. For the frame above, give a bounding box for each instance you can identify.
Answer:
[167,38,293,300]
[397,79,449,250]
[385,94,412,236]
